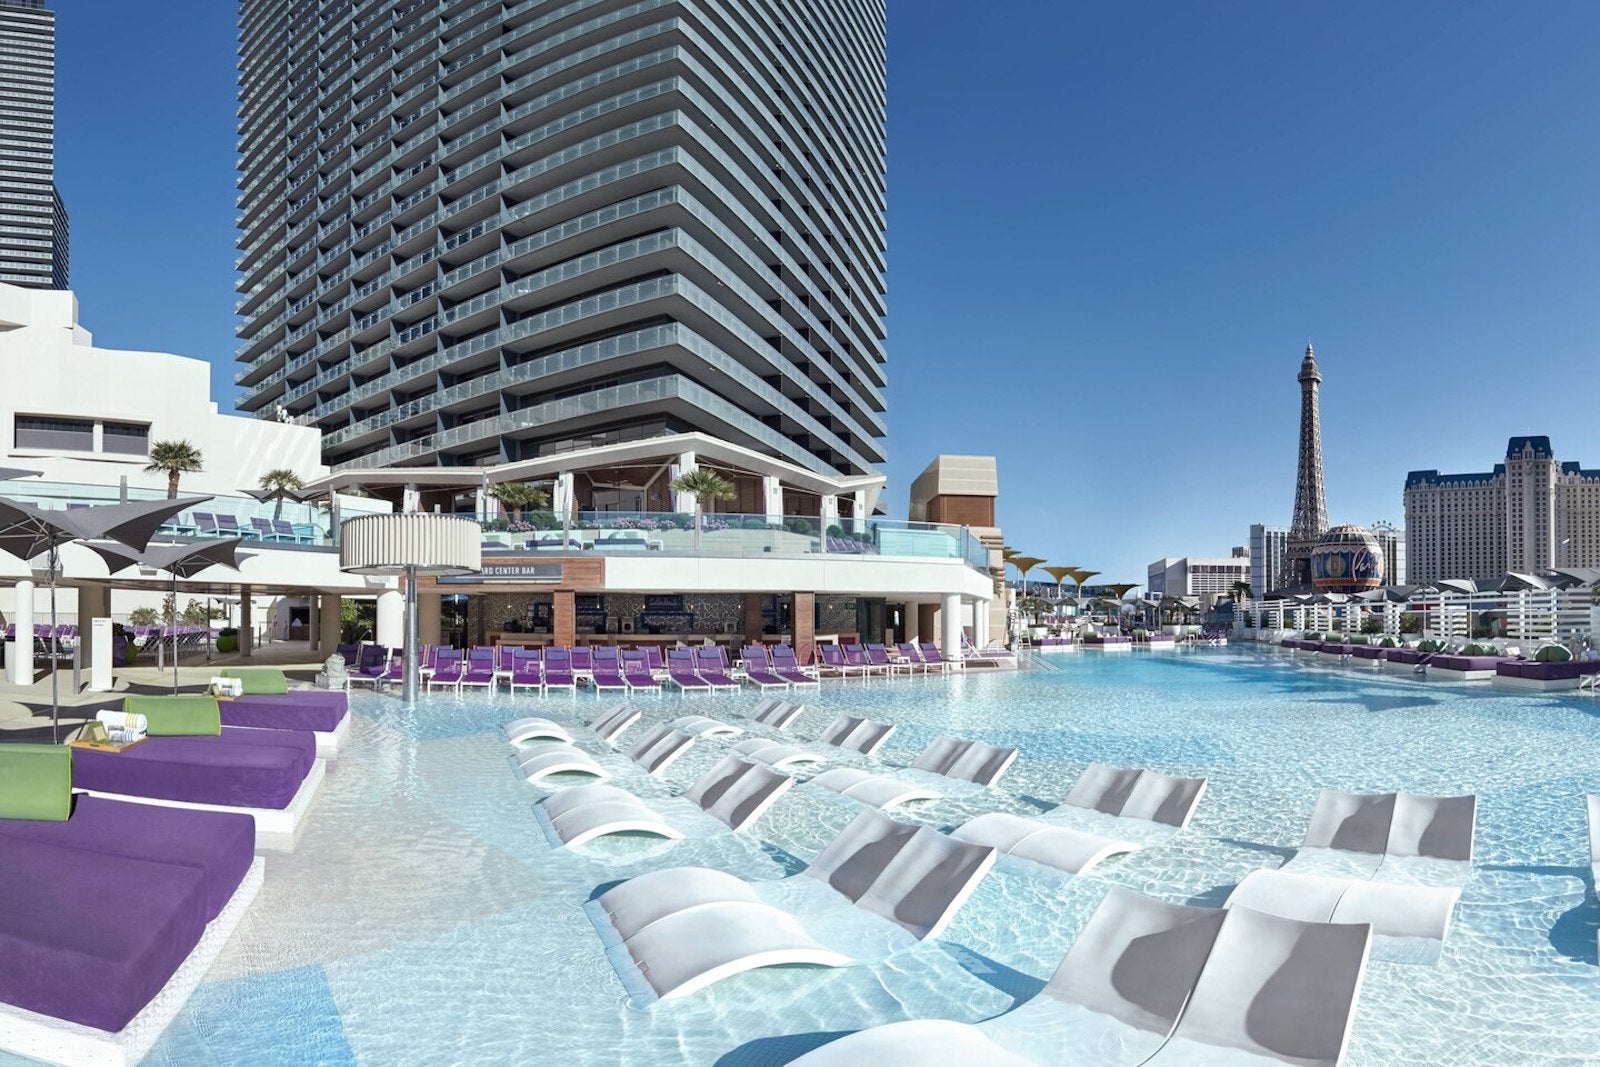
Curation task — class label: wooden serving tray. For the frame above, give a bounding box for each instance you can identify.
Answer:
[70,737,149,753]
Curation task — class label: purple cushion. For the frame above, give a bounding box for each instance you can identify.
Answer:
[0,796,253,920]
[0,835,207,1032]
[1351,646,1385,659]
[1432,656,1504,671]
[71,728,316,810]
[221,691,348,733]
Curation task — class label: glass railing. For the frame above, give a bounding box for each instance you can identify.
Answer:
[0,480,346,545]
[468,511,985,569]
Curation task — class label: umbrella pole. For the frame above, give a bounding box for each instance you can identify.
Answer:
[48,544,59,744]
[172,572,180,694]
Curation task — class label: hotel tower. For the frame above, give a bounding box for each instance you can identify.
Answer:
[233,0,889,477]
[0,0,67,289]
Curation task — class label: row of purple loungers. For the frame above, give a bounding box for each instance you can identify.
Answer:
[819,642,951,676]
[0,797,257,1039]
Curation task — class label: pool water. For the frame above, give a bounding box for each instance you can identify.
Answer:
[21,646,1600,1066]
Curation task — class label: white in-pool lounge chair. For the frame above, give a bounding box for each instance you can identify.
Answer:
[747,698,808,730]
[1227,789,1475,962]
[503,704,640,747]
[590,808,998,1003]
[952,763,1207,876]
[785,884,1373,1067]
[728,736,827,770]
[809,767,942,810]
[515,742,610,784]
[669,714,744,739]
[538,755,796,847]
[809,734,1016,810]
[815,714,896,756]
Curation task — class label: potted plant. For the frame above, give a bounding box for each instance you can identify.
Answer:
[216,627,239,654]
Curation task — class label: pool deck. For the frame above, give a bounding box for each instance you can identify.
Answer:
[0,641,329,741]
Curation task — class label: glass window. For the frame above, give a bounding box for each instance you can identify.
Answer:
[100,421,150,456]
[15,414,92,451]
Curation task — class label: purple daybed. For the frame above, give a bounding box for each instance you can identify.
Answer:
[0,795,254,920]
[71,728,322,842]
[220,690,349,757]
[0,835,206,1033]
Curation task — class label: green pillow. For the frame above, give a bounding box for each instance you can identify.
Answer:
[1534,644,1572,663]
[1463,643,1496,657]
[220,667,289,695]
[1378,636,1398,648]
[125,694,222,736]
[0,744,72,821]
[1347,635,1369,646]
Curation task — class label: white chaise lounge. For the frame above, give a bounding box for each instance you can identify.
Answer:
[952,763,1207,876]
[589,808,998,1003]
[809,734,1019,810]
[729,737,828,770]
[503,704,640,747]
[670,715,744,739]
[537,755,796,847]
[1227,789,1475,963]
[664,699,810,741]
[517,724,696,785]
[785,884,1373,1067]
[815,715,896,756]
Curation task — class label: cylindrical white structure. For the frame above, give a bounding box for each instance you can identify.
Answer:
[375,590,404,649]
[943,592,963,659]
[340,515,481,703]
[6,577,31,684]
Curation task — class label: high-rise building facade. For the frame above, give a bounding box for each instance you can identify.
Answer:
[1284,343,1327,588]
[1248,523,1287,597]
[1146,554,1251,601]
[0,0,67,289]
[1369,520,1406,586]
[233,0,888,477]
[1405,436,1600,581]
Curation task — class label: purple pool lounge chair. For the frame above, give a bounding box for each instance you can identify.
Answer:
[461,646,498,692]
[347,644,392,689]
[621,649,661,693]
[918,642,957,672]
[542,647,578,691]
[590,647,628,693]
[667,648,712,692]
[741,646,790,690]
[507,649,543,694]
[426,648,466,691]
[770,644,821,687]
[692,646,743,691]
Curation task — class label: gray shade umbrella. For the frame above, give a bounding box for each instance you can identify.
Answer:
[96,538,250,693]
[0,467,43,483]
[245,484,315,522]
[0,495,211,740]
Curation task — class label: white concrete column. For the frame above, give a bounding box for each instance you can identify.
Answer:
[239,586,254,658]
[319,594,341,655]
[763,475,783,524]
[7,578,33,683]
[402,483,421,514]
[820,495,839,529]
[850,489,868,528]
[974,599,990,650]
[376,588,404,648]
[942,593,963,658]
[76,584,109,635]
[553,471,575,517]
[672,451,697,513]
[307,595,320,652]
[472,483,487,519]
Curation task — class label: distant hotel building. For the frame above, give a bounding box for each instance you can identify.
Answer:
[0,0,68,288]
[233,0,888,479]
[1249,523,1287,597]
[1404,436,1600,581]
[1147,551,1250,601]
[1370,520,1406,586]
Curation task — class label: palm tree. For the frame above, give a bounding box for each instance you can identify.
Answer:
[670,468,736,516]
[258,468,305,518]
[1229,580,1253,604]
[487,480,550,523]
[146,440,203,498]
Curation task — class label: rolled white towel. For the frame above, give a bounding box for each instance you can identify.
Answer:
[94,710,147,743]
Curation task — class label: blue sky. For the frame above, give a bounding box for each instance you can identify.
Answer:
[53,2,1600,587]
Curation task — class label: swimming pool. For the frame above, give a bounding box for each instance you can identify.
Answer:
[34,646,1600,1066]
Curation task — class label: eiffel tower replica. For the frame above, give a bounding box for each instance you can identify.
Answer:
[1283,343,1328,590]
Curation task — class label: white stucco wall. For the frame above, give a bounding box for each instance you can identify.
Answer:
[0,283,325,495]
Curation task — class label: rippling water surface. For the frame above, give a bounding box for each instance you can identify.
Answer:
[17,646,1600,1066]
